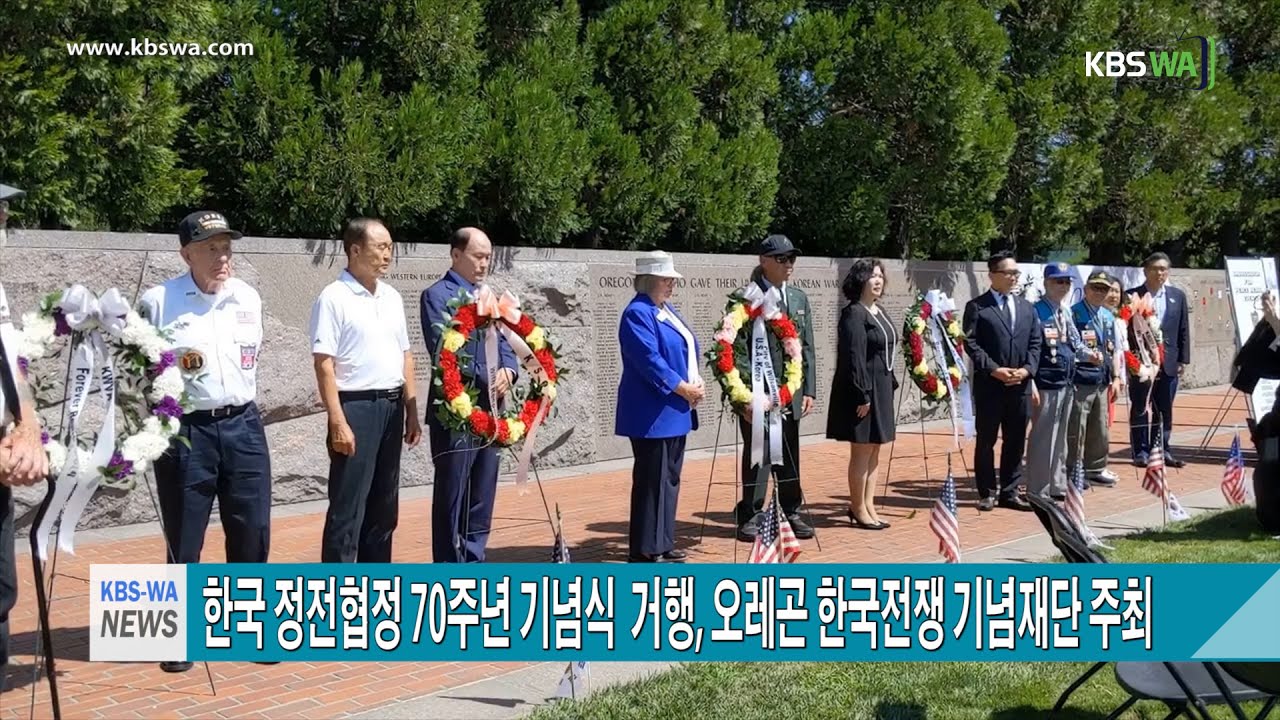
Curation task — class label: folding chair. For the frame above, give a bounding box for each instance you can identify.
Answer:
[1196,662,1280,719]
[1025,495,1275,719]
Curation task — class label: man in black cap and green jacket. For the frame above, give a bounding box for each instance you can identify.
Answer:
[732,234,817,542]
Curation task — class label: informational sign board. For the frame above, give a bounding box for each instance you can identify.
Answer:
[1224,256,1280,419]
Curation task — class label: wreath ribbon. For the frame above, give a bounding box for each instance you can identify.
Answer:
[743,284,784,469]
[924,290,974,447]
[474,285,549,494]
[33,285,127,561]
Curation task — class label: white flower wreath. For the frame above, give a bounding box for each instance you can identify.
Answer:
[16,285,190,560]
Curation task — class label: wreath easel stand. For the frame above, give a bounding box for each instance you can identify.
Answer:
[878,376,976,510]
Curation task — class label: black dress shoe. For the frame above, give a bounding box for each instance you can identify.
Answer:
[977,497,995,512]
[1165,455,1186,468]
[998,496,1033,512]
[875,520,891,529]
[628,553,666,563]
[1050,493,1066,502]
[662,549,687,561]
[160,661,192,673]
[1133,453,1149,467]
[736,515,760,542]
[787,514,815,539]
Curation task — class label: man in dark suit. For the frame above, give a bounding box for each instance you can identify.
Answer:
[962,251,1041,512]
[733,234,817,542]
[421,227,519,563]
[1125,252,1190,468]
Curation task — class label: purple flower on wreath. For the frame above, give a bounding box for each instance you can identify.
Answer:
[53,309,71,337]
[106,451,134,481]
[152,396,184,420]
[17,356,28,376]
[41,430,49,445]
[151,350,176,376]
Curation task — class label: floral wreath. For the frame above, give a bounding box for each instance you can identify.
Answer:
[1117,293,1164,381]
[433,286,562,447]
[16,286,190,489]
[902,293,966,402]
[705,287,803,414]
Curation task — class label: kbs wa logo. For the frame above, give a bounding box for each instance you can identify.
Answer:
[1084,36,1216,90]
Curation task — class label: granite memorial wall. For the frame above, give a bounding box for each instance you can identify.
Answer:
[0,230,1242,533]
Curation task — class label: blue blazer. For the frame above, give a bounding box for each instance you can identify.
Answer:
[1125,284,1190,377]
[615,294,700,439]
[421,269,519,428]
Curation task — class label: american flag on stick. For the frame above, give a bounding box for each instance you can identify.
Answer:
[929,456,961,564]
[1065,461,1112,550]
[1221,432,1248,506]
[1141,428,1167,500]
[748,487,802,564]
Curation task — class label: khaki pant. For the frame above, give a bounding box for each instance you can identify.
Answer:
[1068,384,1110,476]
[1027,385,1073,498]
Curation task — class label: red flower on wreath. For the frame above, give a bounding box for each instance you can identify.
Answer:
[469,408,494,436]
[535,348,558,382]
[515,315,536,337]
[716,341,734,373]
[771,316,799,339]
[922,376,939,394]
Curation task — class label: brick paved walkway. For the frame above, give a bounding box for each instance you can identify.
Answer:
[0,385,1254,719]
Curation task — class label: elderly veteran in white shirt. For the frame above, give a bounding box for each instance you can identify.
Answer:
[138,211,277,672]
[615,251,704,563]
[310,217,421,565]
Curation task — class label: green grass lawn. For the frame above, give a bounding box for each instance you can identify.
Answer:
[531,506,1280,720]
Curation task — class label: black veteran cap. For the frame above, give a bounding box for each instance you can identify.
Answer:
[758,233,799,257]
[1087,269,1117,287]
[178,211,242,247]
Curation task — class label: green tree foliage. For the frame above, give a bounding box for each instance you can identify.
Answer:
[0,0,1276,265]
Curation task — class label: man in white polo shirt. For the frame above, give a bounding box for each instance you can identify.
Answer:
[138,210,274,673]
[311,217,422,564]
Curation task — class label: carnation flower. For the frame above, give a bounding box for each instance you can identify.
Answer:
[152,396,184,420]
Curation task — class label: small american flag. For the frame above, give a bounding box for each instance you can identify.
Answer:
[1222,433,1247,506]
[1064,460,1089,533]
[929,460,961,564]
[748,489,802,564]
[551,504,571,563]
[1142,429,1167,500]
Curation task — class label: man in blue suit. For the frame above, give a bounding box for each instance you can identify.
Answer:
[1126,252,1190,468]
[422,227,519,563]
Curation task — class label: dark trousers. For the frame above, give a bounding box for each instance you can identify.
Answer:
[321,393,404,563]
[736,414,802,523]
[155,402,272,564]
[628,436,686,557]
[0,486,14,667]
[973,384,1030,500]
[1129,372,1178,457]
[429,423,499,563]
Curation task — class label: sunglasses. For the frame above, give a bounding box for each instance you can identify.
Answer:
[772,255,797,265]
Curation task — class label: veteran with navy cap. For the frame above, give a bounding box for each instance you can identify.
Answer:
[733,234,817,543]
[1026,262,1091,500]
[137,210,273,674]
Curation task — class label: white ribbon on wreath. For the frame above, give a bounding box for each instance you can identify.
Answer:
[742,284,784,470]
[923,290,975,450]
[34,285,129,562]
[474,284,552,495]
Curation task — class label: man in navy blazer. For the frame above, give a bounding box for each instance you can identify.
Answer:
[1125,252,1190,468]
[421,227,519,563]
[962,251,1042,512]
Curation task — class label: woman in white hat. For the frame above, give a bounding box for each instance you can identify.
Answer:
[615,251,704,563]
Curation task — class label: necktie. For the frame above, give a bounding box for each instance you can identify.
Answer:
[1004,295,1014,330]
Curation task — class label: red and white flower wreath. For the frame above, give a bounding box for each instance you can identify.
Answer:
[434,286,562,447]
[1117,292,1164,382]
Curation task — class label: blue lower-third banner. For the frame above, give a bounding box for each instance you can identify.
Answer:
[86,563,1280,663]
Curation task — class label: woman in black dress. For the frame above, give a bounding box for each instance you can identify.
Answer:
[826,258,897,530]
